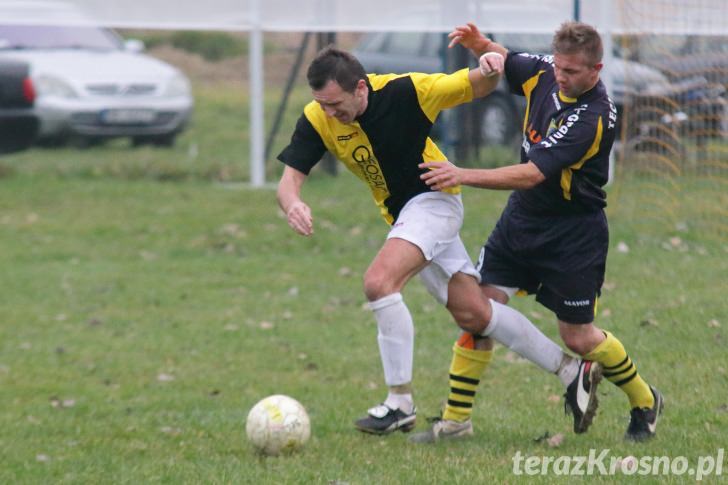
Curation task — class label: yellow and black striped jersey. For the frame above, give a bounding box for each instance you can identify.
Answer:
[278,68,473,225]
[506,52,618,214]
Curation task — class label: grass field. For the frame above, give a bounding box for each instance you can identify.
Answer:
[0,85,726,483]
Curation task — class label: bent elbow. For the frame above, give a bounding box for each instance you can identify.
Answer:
[523,162,546,189]
[524,176,543,189]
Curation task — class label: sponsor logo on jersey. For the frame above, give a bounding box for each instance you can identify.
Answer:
[564,299,591,307]
[527,123,542,144]
[475,246,485,272]
[540,105,588,148]
[522,135,531,153]
[607,97,617,129]
[518,52,553,65]
[546,118,561,137]
[551,92,562,110]
[337,131,358,141]
[352,145,386,189]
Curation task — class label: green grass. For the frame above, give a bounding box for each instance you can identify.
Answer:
[0,87,726,483]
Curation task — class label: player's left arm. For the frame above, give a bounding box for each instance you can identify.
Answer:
[419,160,545,191]
[412,51,504,122]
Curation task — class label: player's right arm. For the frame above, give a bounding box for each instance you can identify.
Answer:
[277,165,314,236]
[448,23,508,59]
[277,109,329,236]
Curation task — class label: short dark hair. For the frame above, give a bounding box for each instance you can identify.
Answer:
[552,21,603,65]
[307,46,367,93]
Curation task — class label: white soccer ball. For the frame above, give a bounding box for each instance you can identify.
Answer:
[246,394,311,456]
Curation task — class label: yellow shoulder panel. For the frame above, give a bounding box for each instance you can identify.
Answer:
[410,69,473,122]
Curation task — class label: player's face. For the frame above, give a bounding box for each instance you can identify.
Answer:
[313,79,367,124]
[553,52,602,98]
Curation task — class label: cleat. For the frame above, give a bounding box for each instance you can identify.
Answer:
[354,404,416,435]
[625,387,664,442]
[564,359,603,433]
[408,417,473,444]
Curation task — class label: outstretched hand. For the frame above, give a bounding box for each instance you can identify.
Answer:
[419,161,464,191]
[285,200,314,236]
[448,22,488,51]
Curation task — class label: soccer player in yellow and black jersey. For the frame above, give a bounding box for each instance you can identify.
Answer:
[412,22,663,443]
[278,47,602,437]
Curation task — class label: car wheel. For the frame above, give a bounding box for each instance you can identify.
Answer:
[0,118,38,154]
[36,136,67,148]
[478,95,518,147]
[132,134,176,148]
[151,133,176,147]
[72,136,104,149]
[132,136,150,147]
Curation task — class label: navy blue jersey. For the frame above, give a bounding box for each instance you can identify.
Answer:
[505,52,618,214]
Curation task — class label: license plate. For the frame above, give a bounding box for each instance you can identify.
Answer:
[101,109,156,124]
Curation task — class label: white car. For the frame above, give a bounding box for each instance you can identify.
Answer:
[0,1,193,146]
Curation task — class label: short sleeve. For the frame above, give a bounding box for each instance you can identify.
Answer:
[277,113,327,175]
[409,68,473,122]
[505,52,551,96]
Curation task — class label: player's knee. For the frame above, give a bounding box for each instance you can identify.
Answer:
[481,285,509,304]
[560,322,602,355]
[561,332,591,356]
[460,321,487,334]
[363,271,393,301]
[450,303,490,335]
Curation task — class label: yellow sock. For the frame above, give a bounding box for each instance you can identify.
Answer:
[584,331,654,409]
[442,334,493,422]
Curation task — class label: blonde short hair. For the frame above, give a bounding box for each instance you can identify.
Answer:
[552,21,603,66]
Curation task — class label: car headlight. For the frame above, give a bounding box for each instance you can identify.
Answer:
[33,75,78,99]
[164,75,191,97]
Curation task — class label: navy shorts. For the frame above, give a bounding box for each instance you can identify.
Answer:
[476,198,608,324]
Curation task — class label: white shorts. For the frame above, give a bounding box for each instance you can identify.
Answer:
[387,191,480,305]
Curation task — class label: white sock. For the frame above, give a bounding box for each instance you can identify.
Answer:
[557,354,579,387]
[384,392,414,414]
[482,299,564,373]
[369,293,414,388]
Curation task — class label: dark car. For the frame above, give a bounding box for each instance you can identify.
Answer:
[353,31,708,148]
[616,34,727,144]
[0,59,38,153]
[618,34,728,87]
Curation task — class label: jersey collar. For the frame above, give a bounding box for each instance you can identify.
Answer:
[559,80,604,104]
[558,90,578,104]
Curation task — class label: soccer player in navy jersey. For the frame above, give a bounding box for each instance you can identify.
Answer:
[412,22,662,443]
[277,46,602,438]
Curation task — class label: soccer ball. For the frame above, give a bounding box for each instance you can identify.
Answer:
[246,394,310,455]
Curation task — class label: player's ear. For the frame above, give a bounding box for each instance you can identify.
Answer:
[355,78,368,97]
[594,62,604,72]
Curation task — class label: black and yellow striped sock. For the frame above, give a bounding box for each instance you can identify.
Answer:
[442,334,493,422]
[584,330,654,409]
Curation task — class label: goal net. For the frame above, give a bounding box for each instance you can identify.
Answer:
[609,0,727,243]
